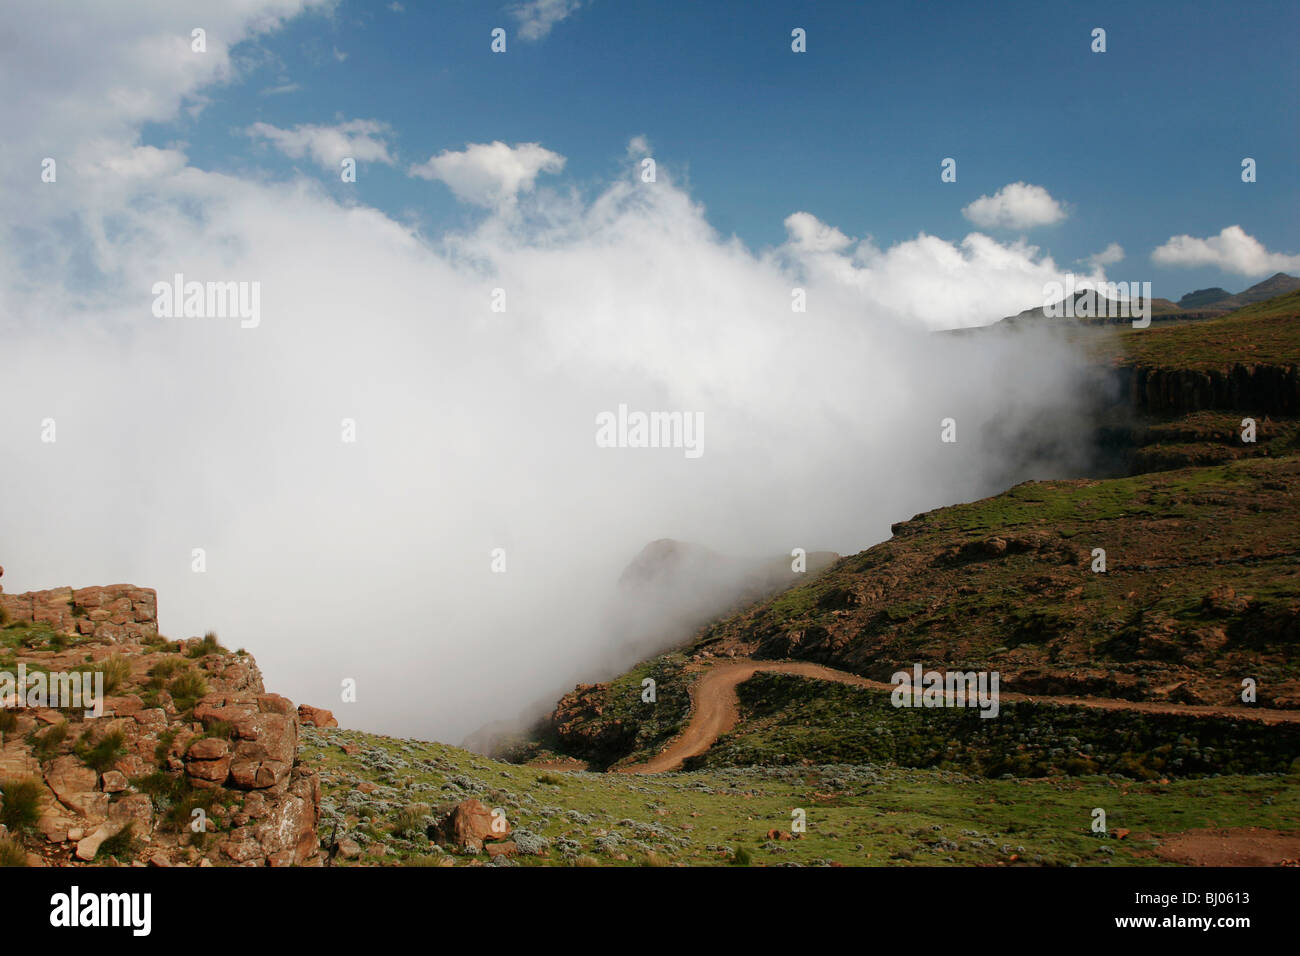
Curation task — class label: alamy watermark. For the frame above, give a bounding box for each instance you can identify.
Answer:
[1042,274,1151,328]
[890,664,1000,718]
[151,273,261,329]
[0,665,104,718]
[595,404,703,459]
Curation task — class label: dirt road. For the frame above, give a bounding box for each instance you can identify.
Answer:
[617,658,1300,774]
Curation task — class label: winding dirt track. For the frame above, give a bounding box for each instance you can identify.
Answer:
[616,659,1300,774]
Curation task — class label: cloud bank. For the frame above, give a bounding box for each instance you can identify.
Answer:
[0,1,1109,745]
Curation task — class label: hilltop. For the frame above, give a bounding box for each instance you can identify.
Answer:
[993,272,1300,327]
[1176,273,1300,312]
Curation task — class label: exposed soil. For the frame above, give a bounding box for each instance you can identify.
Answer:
[1149,827,1300,866]
[619,658,1300,774]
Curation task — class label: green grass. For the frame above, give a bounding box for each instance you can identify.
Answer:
[29,721,70,762]
[186,631,227,659]
[133,770,232,831]
[167,670,209,716]
[0,779,43,834]
[1113,307,1300,371]
[95,823,139,861]
[75,728,127,773]
[148,657,188,679]
[0,621,82,653]
[92,654,132,695]
[299,724,1300,868]
[0,834,28,867]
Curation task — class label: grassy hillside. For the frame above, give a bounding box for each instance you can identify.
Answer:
[301,725,1300,867]
[690,454,1300,708]
[1108,304,1300,371]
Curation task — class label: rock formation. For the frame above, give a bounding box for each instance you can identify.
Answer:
[0,575,321,867]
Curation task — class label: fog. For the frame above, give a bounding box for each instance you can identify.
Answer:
[0,1,1116,745]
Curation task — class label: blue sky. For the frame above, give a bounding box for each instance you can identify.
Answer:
[146,0,1300,301]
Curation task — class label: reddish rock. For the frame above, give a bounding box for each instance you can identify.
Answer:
[185,737,233,787]
[194,694,258,727]
[131,708,167,731]
[108,793,153,835]
[2,578,321,868]
[229,709,297,792]
[297,704,338,728]
[104,695,143,715]
[257,694,295,717]
[45,756,102,818]
[431,799,512,851]
[187,738,230,761]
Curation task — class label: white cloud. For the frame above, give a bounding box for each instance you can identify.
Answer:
[0,0,332,168]
[0,1,1104,745]
[962,182,1067,230]
[1082,242,1125,269]
[783,212,854,254]
[510,0,584,41]
[778,212,1081,330]
[409,141,565,208]
[1151,225,1300,276]
[246,118,394,168]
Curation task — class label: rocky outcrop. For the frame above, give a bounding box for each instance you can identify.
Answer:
[550,683,637,763]
[0,576,321,867]
[0,583,158,644]
[297,704,338,728]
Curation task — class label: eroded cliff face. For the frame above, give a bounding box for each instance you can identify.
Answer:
[0,574,322,867]
[1093,316,1300,477]
[1115,362,1300,416]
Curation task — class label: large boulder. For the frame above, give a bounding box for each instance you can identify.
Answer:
[229,712,296,791]
[45,755,105,819]
[185,737,232,787]
[297,704,337,728]
[430,799,512,851]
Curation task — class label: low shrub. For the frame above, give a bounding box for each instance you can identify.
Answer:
[30,721,70,761]
[0,834,28,867]
[0,778,43,834]
[76,728,127,773]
